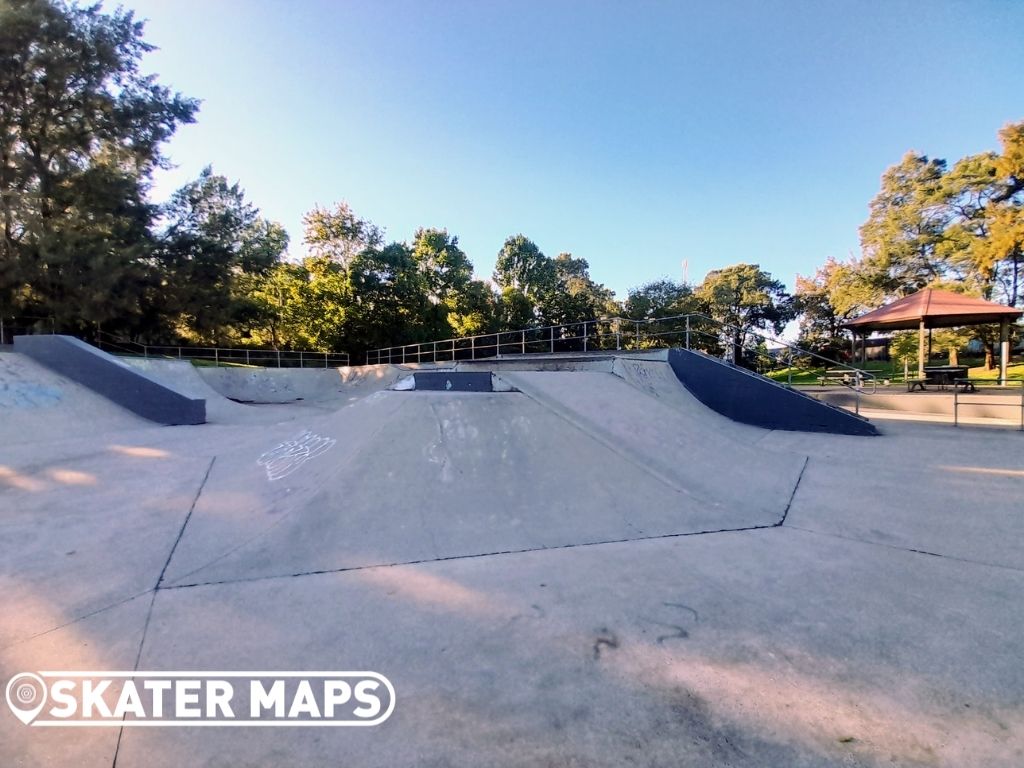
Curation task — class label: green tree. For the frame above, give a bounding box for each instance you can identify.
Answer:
[696,263,794,365]
[623,279,693,320]
[0,0,197,333]
[493,234,556,325]
[302,201,382,267]
[858,152,949,298]
[159,167,287,343]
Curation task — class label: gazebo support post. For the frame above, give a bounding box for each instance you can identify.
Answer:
[918,319,926,379]
[1000,318,1009,386]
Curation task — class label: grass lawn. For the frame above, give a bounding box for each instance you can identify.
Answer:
[767,357,1024,385]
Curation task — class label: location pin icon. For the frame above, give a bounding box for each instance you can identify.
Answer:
[6,673,47,725]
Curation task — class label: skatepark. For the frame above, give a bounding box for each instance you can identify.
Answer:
[2,338,1022,767]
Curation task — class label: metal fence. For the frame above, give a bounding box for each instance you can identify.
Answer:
[954,380,1024,430]
[368,313,873,378]
[95,333,349,368]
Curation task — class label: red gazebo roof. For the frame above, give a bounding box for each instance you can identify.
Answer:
[842,288,1022,332]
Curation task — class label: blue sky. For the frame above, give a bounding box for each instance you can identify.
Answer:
[129,0,1023,299]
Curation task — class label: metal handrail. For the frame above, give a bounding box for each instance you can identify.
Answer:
[366,312,877,392]
[953,379,1024,430]
[94,331,349,368]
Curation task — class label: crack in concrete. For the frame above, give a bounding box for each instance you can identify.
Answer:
[0,589,153,652]
[778,455,809,527]
[784,524,1024,573]
[111,455,216,768]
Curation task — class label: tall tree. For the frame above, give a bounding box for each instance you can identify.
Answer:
[623,279,694,320]
[303,201,382,267]
[858,152,949,297]
[493,234,556,323]
[159,167,287,343]
[696,263,793,365]
[0,0,197,332]
[538,253,617,327]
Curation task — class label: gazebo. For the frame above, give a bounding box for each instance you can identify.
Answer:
[843,288,1022,383]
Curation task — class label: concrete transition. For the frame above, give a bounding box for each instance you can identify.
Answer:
[668,348,878,436]
[13,335,205,425]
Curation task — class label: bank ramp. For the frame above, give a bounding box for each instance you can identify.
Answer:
[13,335,205,425]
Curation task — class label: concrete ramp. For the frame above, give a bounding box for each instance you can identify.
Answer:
[119,358,305,424]
[0,351,151,443]
[159,385,805,587]
[197,364,404,405]
[668,349,878,436]
[498,370,807,519]
[13,335,204,425]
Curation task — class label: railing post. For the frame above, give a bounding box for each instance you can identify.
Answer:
[402,346,406,364]
[521,330,525,355]
[471,335,475,360]
[787,348,793,388]
[550,325,555,354]
[685,316,691,350]
[246,349,250,365]
[433,341,438,363]
[583,322,588,352]
[299,351,303,368]
[215,348,219,366]
[276,349,281,368]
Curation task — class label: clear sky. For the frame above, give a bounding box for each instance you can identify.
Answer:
[128,0,1023,299]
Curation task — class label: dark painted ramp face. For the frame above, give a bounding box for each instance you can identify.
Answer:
[667,349,878,436]
[413,371,493,391]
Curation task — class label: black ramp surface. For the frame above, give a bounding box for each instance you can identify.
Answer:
[667,348,877,436]
[414,371,493,391]
[13,335,205,425]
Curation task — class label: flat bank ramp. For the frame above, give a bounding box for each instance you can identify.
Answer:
[160,387,803,587]
[610,356,766,439]
[496,370,807,521]
[668,349,878,436]
[0,351,151,443]
[13,335,204,425]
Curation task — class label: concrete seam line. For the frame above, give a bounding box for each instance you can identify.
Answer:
[112,456,216,768]
[160,522,786,591]
[156,455,218,589]
[775,455,810,528]
[784,524,1024,573]
[0,589,154,652]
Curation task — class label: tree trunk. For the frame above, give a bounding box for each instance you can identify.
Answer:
[949,347,958,367]
[984,342,995,371]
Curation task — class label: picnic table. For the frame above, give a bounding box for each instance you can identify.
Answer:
[908,366,974,392]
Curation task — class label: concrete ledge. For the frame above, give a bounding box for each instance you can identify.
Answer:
[412,371,494,391]
[668,349,878,436]
[13,335,205,425]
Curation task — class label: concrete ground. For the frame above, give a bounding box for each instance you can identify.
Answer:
[1,351,1022,767]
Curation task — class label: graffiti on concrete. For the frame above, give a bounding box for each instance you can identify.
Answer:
[0,380,63,409]
[257,430,336,481]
